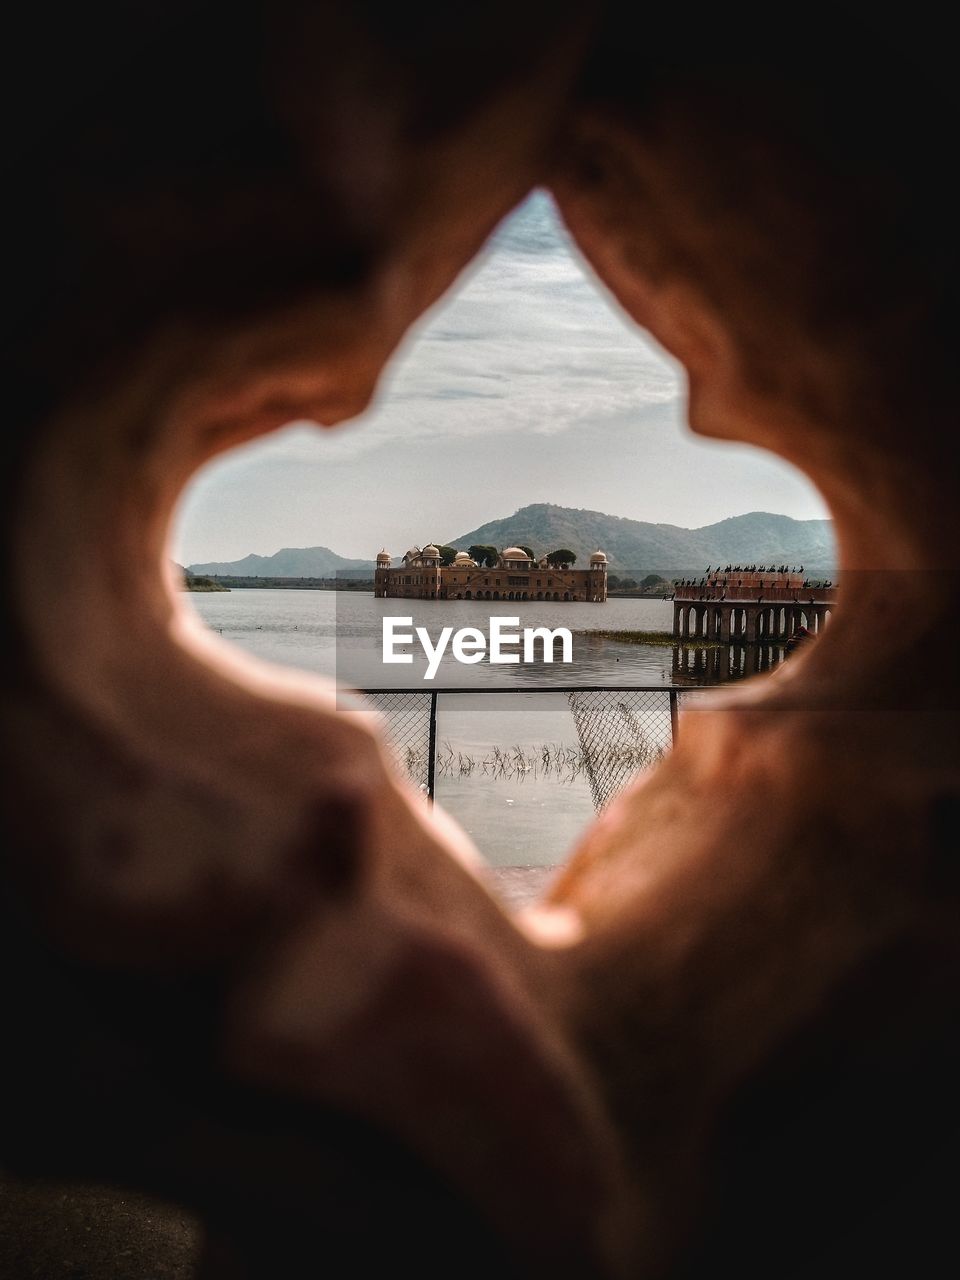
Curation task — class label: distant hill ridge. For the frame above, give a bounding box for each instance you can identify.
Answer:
[449,503,835,572]
[188,546,375,577]
[187,505,835,577]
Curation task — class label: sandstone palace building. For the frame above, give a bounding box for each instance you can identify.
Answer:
[375,545,608,602]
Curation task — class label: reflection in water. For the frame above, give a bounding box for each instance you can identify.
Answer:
[672,642,788,684]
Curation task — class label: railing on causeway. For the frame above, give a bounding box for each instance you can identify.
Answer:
[354,686,716,811]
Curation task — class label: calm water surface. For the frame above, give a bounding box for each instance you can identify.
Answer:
[189,589,678,683]
[187,590,778,866]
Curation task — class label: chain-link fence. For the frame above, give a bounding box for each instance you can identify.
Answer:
[567,690,675,810]
[359,691,435,793]
[358,687,708,810]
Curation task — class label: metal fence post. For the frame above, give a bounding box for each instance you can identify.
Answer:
[427,690,438,803]
[669,689,679,746]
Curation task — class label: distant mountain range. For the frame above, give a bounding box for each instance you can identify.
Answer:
[188,546,375,577]
[188,504,835,578]
[449,504,835,571]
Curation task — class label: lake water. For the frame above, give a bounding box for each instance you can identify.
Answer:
[186,590,781,868]
[188,589,678,684]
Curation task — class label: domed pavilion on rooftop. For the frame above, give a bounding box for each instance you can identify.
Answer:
[501,547,532,569]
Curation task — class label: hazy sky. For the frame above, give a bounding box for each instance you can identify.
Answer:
[173,191,828,565]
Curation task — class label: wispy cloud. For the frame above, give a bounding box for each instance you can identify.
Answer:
[262,192,682,462]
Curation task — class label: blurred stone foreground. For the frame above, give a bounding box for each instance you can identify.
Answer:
[1,5,958,1278]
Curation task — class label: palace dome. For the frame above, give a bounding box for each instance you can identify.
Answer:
[404,546,420,559]
[453,551,475,563]
[422,544,440,557]
[590,549,608,564]
[502,546,531,559]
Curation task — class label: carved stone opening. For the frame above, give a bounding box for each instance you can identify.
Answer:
[2,7,957,1278]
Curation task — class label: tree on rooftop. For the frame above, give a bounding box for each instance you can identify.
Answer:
[468,544,499,568]
[518,545,535,560]
[546,548,577,566]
